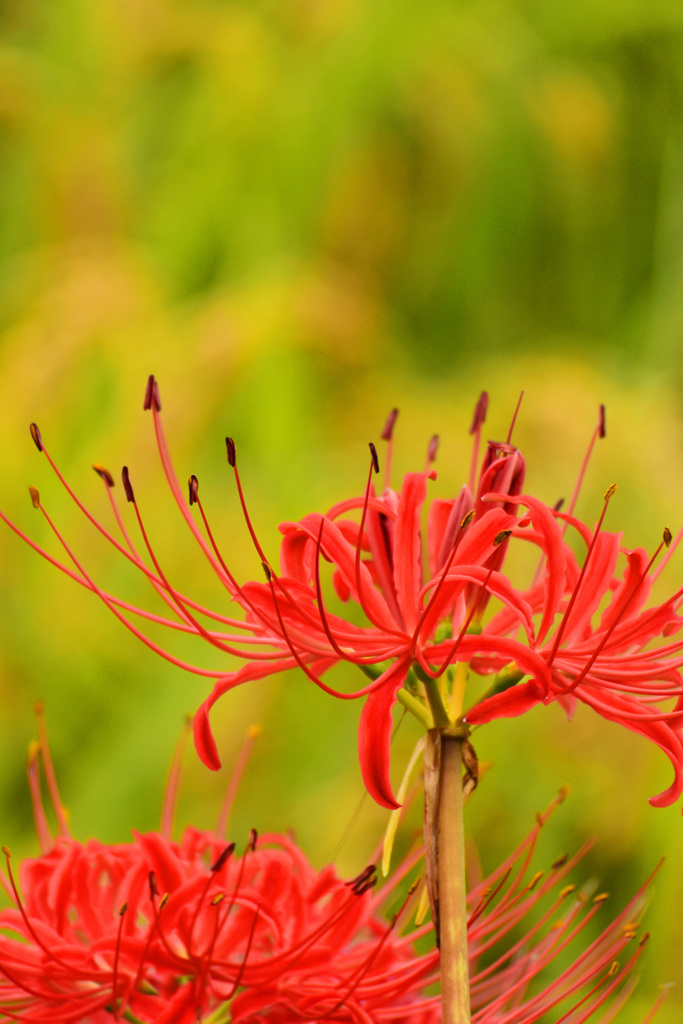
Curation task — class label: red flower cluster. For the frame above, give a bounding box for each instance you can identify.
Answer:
[0,727,439,1024]
[0,742,662,1024]
[4,379,682,809]
[0,829,440,1024]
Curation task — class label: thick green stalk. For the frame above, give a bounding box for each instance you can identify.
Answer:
[437,732,470,1024]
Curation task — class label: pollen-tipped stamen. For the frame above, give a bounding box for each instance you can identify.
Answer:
[111,903,128,1021]
[506,391,524,445]
[264,573,401,701]
[468,392,488,495]
[563,404,607,534]
[33,703,70,840]
[1,847,79,973]
[124,476,276,661]
[410,510,477,662]
[425,434,439,472]
[546,486,618,668]
[380,408,399,491]
[160,717,192,840]
[423,565,496,683]
[314,516,362,661]
[555,530,674,695]
[26,742,52,856]
[215,726,261,839]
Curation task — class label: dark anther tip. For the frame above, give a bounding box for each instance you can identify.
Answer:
[121,466,135,503]
[188,474,199,505]
[119,902,128,916]
[92,464,115,487]
[143,374,161,412]
[553,498,565,512]
[261,561,272,582]
[460,509,475,531]
[493,529,512,546]
[148,871,158,897]
[427,434,439,464]
[248,828,258,851]
[469,391,489,434]
[211,843,236,873]
[29,486,40,509]
[598,404,606,439]
[369,441,380,474]
[380,408,399,442]
[663,527,672,548]
[346,864,376,892]
[29,423,43,452]
[226,437,236,467]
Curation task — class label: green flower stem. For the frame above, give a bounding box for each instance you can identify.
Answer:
[437,732,471,1024]
[413,664,450,728]
[397,687,432,728]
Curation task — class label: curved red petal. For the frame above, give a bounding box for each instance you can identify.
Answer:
[465,679,545,725]
[392,474,430,635]
[357,657,411,809]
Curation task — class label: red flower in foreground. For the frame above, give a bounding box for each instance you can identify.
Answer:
[0,726,438,1024]
[0,737,665,1023]
[3,380,682,808]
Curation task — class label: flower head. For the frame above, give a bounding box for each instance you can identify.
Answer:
[0,722,440,1024]
[4,381,683,809]
[0,732,664,1023]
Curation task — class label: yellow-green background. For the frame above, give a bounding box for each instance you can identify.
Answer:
[0,0,682,1019]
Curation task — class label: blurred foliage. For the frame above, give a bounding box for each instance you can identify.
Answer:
[0,0,682,1019]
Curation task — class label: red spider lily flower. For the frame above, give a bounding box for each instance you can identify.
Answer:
[0,745,664,1024]
[3,381,682,809]
[463,499,683,811]
[0,726,440,1024]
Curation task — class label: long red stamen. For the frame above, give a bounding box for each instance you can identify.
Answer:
[219,901,262,1001]
[160,717,191,839]
[314,516,354,660]
[186,845,235,957]
[26,742,52,855]
[410,510,475,660]
[425,565,496,681]
[33,703,69,840]
[126,481,274,661]
[312,893,413,1021]
[112,902,127,1021]
[119,880,166,1016]
[29,497,242,678]
[189,486,303,650]
[1,847,76,973]
[547,485,617,667]
[216,727,261,839]
[563,403,606,531]
[354,446,385,626]
[381,408,399,491]
[192,893,227,1012]
[264,572,398,700]
[468,392,488,494]
[425,434,439,472]
[226,437,270,567]
[506,391,524,445]
[555,532,670,695]
[147,388,252,596]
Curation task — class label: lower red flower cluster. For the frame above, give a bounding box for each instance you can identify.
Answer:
[0,827,439,1024]
[0,788,663,1024]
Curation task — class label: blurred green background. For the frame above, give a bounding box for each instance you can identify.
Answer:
[0,0,682,1018]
